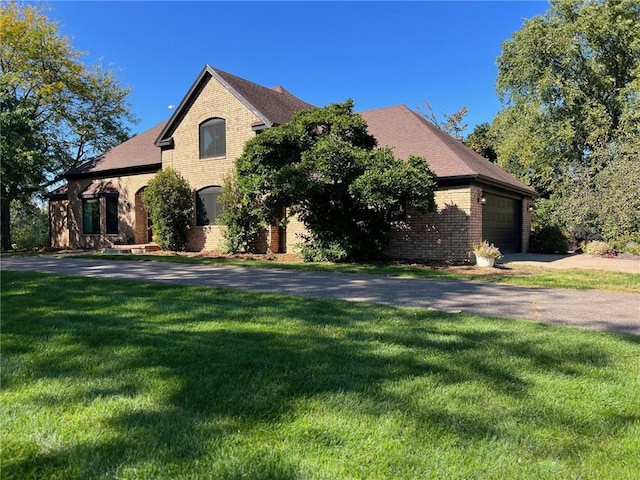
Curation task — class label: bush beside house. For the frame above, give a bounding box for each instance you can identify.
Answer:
[142,169,193,251]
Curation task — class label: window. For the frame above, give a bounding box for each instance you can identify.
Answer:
[196,186,223,226]
[199,118,226,158]
[106,196,119,234]
[82,199,101,234]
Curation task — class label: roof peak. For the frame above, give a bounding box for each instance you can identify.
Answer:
[156,65,313,146]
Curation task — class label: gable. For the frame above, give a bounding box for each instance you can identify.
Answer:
[156,65,313,147]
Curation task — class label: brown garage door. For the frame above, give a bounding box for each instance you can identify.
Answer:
[482,193,521,254]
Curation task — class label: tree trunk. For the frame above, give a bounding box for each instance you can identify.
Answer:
[1,196,12,251]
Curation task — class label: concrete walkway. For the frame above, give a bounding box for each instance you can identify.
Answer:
[500,253,640,274]
[3,256,639,336]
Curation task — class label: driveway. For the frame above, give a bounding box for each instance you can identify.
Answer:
[2,256,639,336]
[500,253,640,274]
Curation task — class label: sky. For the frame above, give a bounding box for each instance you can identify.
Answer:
[45,1,550,136]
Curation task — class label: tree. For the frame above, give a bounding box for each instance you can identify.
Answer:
[10,199,48,249]
[418,100,468,140]
[221,100,437,261]
[141,168,194,251]
[465,122,497,162]
[0,2,134,250]
[493,0,640,239]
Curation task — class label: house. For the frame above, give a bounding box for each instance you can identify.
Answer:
[49,64,536,263]
[361,105,535,262]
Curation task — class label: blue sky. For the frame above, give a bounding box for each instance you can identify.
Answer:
[47,1,549,135]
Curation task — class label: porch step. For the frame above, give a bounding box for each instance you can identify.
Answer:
[102,247,131,254]
[130,244,161,254]
[101,244,160,255]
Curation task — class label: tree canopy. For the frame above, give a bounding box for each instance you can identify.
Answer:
[492,0,640,241]
[221,100,437,261]
[0,1,134,249]
[465,122,497,163]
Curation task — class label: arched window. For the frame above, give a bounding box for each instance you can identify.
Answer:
[199,118,226,158]
[196,186,223,226]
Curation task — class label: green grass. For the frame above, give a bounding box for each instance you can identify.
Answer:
[73,252,640,294]
[2,270,639,479]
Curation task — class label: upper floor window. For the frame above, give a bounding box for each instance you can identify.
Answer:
[199,118,226,158]
[196,186,223,226]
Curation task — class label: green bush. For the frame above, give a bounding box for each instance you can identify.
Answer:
[298,237,349,263]
[142,168,194,251]
[529,225,570,254]
[224,100,436,262]
[583,240,611,256]
[610,235,640,256]
[622,242,640,256]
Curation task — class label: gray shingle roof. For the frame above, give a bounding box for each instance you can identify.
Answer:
[360,105,536,195]
[65,121,165,179]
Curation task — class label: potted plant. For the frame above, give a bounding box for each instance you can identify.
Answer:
[473,241,502,267]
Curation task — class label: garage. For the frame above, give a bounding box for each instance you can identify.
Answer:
[482,193,521,254]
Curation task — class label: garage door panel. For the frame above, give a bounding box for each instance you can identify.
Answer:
[482,194,521,254]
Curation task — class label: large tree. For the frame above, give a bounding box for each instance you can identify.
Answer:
[221,100,437,261]
[492,0,639,240]
[465,122,497,163]
[0,2,134,250]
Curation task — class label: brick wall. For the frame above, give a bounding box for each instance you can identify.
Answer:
[65,173,157,249]
[284,213,308,254]
[49,199,69,248]
[384,186,475,264]
[161,74,262,251]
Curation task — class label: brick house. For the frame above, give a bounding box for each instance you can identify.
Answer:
[49,64,535,263]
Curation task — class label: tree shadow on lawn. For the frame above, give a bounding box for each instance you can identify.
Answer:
[2,271,638,478]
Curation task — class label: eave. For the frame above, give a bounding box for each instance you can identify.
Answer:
[64,163,162,181]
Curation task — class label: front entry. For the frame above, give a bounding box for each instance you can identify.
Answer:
[134,188,153,243]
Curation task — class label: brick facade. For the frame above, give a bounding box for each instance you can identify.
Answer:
[51,66,535,263]
[384,186,477,264]
[65,173,157,249]
[49,199,69,248]
[161,74,262,252]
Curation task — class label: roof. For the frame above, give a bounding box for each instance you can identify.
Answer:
[360,105,536,196]
[47,184,69,200]
[78,180,118,198]
[156,65,314,146]
[65,121,165,179]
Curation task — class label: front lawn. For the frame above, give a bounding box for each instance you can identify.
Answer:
[2,271,639,479]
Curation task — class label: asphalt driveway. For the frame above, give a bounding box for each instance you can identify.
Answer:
[2,255,639,336]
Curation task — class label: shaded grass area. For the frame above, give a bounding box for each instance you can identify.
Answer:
[73,252,640,294]
[2,270,639,479]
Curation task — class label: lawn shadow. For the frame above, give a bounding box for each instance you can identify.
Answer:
[2,271,637,478]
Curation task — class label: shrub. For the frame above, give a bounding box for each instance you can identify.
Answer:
[472,240,502,259]
[529,225,570,254]
[298,237,349,263]
[219,175,263,253]
[569,227,602,251]
[142,168,194,251]
[610,235,640,256]
[620,241,640,256]
[583,240,611,256]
